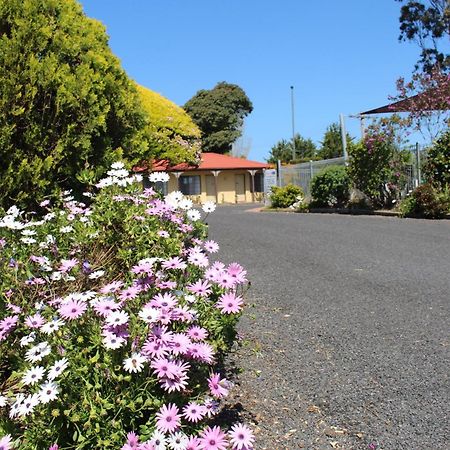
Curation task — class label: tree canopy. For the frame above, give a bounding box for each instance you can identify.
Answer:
[397,0,450,71]
[136,84,201,165]
[266,134,317,164]
[0,0,147,208]
[183,82,253,154]
[317,123,353,160]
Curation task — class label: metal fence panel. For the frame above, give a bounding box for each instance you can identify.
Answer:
[279,157,346,196]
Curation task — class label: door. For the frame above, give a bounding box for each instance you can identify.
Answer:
[234,174,246,203]
[205,175,216,201]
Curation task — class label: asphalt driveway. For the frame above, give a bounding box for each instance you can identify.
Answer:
[207,205,450,450]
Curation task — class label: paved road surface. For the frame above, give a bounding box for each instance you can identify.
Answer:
[207,205,450,450]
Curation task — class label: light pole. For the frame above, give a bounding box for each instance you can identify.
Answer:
[290,86,296,161]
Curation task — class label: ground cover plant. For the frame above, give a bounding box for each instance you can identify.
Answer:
[0,164,254,450]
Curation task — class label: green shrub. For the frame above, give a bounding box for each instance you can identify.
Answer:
[270,184,304,208]
[424,129,450,187]
[137,84,201,165]
[398,183,450,218]
[310,165,350,207]
[0,0,148,210]
[347,123,410,207]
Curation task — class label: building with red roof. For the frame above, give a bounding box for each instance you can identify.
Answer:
[138,152,271,203]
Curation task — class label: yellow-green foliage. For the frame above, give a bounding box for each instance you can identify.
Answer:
[136,84,201,164]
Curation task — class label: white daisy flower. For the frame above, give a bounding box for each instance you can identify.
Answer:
[167,432,188,450]
[25,341,50,363]
[187,209,201,221]
[150,429,168,450]
[38,381,59,403]
[20,332,36,347]
[48,358,69,381]
[22,366,45,385]
[179,198,193,210]
[18,394,40,417]
[105,310,129,327]
[0,394,8,407]
[138,306,160,324]
[20,237,36,244]
[123,353,146,373]
[21,229,36,236]
[202,201,216,213]
[50,272,62,281]
[40,319,65,335]
[111,161,125,170]
[102,333,126,350]
[88,270,105,280]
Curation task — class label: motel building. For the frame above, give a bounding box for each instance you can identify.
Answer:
[140,152,271,204]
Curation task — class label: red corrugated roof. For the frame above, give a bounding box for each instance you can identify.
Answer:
[136,153,270,172]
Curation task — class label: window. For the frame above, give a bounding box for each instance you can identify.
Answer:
[179,175,201,195]
[250,172,264,193]
[143,178,168,195]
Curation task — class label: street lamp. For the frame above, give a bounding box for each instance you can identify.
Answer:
[290,86,296,161]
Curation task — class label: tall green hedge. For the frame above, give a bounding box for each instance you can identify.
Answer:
[0,0,148,208]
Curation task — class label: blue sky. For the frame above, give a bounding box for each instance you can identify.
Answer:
[80,0,423,161]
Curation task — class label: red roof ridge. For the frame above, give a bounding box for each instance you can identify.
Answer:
[134,152,270,172]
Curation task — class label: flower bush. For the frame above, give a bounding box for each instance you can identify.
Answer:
[0,164,254,449]
[398,183,450,219]
[348,122,410,208]
[269,184,304,209]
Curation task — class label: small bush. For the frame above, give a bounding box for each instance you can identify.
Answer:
[310,165,350,207]
[424,129,450,188]
[398,183,450,218]
[270,184,304,208]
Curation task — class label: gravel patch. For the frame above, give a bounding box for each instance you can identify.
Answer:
[208,205,450,450]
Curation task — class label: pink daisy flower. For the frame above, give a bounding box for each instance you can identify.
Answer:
[228,423,255,450]
[25,313,45,329]
[227,263,247,283]
[198,426,228,450]
[125,432,139,449]
[170,333,192,355]
[188,250,209,268]
[216,293,243,315]
[187,280,211,297]
[119,285,141,302]
[142,340,170,359]
[186,436,202,450]
[161,257,187,270]
[100,280,124,294]
[150,292,177,310]
[151,358,180,380]
[215,273,237,290]
[203,240,219,253]
[93,299,119,317]
[58,258,78,273]
[188,342,215,364]
[155,403,181,433]
[58,299,87,320]
[183,402,206,423]
[208,373,230,399]
[159,373,189,393]
[188,326,208,341]
[0,435,13,450]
